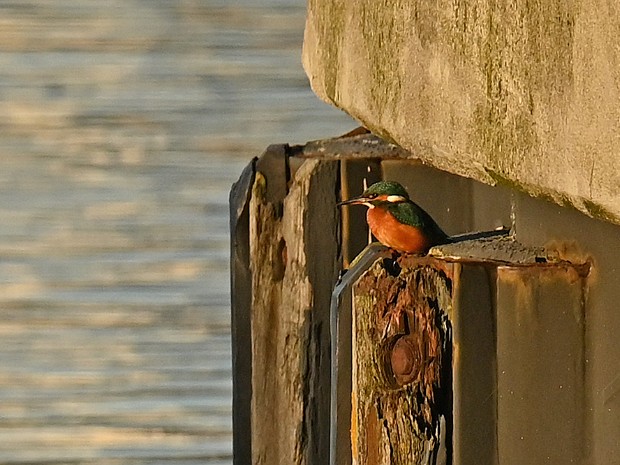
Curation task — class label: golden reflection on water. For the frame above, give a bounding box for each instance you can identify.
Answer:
[0,1,353,463]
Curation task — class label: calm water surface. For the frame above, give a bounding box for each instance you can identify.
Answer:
[0,1,353,463]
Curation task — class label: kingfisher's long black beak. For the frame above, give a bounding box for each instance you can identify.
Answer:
[337,196,369,207]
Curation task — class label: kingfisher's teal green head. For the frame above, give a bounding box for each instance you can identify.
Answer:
[338,181,449,253]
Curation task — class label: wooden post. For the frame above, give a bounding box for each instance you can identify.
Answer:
[230,159,256,465]
[344,237,586,465]
[351,255,453,465]
[330,244,391,465]
[232,135,591,465]
[249,155,339,465]
[230,134,410,465]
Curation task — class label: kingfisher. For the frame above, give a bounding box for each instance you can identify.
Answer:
[338,181,450,254]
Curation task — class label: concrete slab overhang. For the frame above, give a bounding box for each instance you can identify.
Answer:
[302,0,620,225]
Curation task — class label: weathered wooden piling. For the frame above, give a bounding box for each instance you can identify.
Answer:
[343,239,588,465]
[351,256,453,465]
[231,133,612,465]
[231,144,340,465]
[240,0,620,462]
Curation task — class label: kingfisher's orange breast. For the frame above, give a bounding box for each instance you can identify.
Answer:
[367,207,431,253]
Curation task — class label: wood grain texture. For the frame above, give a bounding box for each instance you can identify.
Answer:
[352,257,453,465]
[249,158,339,465]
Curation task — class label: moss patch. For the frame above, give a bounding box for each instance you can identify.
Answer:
[307,0,346,103]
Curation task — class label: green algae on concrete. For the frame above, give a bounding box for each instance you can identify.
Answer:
[302,0,620,226]
[304,0,346,104]
[485,167,620,225]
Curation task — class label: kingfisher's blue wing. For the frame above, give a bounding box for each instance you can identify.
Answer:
[388,201,449,242]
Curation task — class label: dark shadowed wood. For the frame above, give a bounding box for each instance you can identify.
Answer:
[352,256,453,465]
[249,157,339,465]
[230,159,257,465]
[340,159,382,266]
